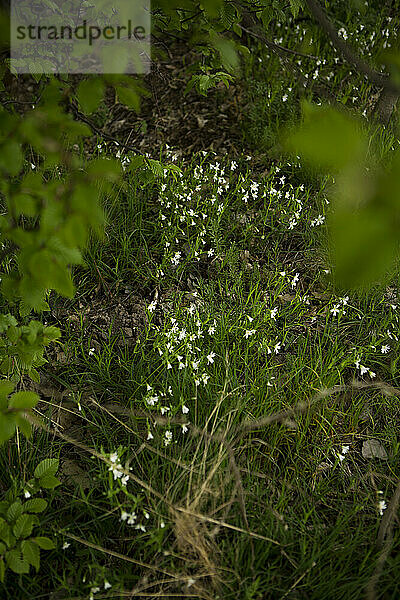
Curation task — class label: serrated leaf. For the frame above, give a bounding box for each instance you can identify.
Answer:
[34,458,59,480]
[6,500,22,522]
[0,380,15,399]
[32,536,55,550]
[9,391,39,410]
[0,519,12,547]
[0,380,14,411]
[21,539,40,571]
[147,159,164,178]
[13,514,35,539]
[38,474,61,489]
[5,549,29,574]
[23,499,47,514]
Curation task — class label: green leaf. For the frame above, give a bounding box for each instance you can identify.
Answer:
[34,458,59,480]
[38,474,61,489]
[289,0,302,19]
[21,539,40,571]
[13,514,35,539]
[23,499,47,514]
[6,501,22,522]
[0,414,17,445]
[0,380,14,411]
[11,193,37,217]
[329,152,400,289]
[15,415,32,439]
[210,32,239,72]
[284,102,367,171]
[0,141,23,176]
[5,549,30,574]
[32,536,55,550]
[77,78,105,114]
[0,519,12,547]
[116,86,140,112]
[9,391,39,410]
[0,557,5,583]
[147,159,164,178]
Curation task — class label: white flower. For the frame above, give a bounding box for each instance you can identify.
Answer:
[274,342,281,354]
[120,511,130,521]
[104,580,112,590]
[360,365,368,376]
[291,273,299,289]
[311,214,325,227]
[270,308,278,320]
[160,520,165,528]
[127,513,137,525]
[88,347,95,356]
[201,372,210,385]
[244,329,256,339]
[378,500,387,516]
[147,300,157,312]
[187,578,196,587]
[182,405,189,414]
[381,345,390,354]
[164,430,173,446]
[109,452,118,463]
[207,351,216,364]
[182,424,189,434]
[62,542,70,550]
[147,431,154,441]
[369,370,376,379]
[121,475,129,486]
[342,445,349,454]
[330,305,340,316]
[24,490,31,498]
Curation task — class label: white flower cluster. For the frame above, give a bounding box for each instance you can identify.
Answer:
[108,452,131,486]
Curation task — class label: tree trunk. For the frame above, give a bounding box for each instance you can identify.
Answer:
[374,87,399,126]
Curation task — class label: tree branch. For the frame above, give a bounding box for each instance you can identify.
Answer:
[304,0,400,94]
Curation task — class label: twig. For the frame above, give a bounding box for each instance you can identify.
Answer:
[70,105,146,156]
[239,24,321,61]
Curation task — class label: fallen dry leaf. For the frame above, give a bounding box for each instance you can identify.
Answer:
[362,439,388,460]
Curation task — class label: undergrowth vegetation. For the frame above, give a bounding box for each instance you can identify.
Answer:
[1,1,400,599]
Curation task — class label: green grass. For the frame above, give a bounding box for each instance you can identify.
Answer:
[2,1,400,598]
